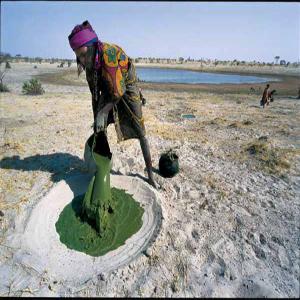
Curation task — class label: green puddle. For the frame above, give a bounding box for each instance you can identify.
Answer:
[55,188,144,257]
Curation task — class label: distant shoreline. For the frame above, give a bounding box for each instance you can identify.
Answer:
[135,63,299,96]
[30,62,299,97]
[135,64,280,80]
[135,62,300,78]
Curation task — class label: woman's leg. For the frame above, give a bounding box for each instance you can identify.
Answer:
[139,136,157,188]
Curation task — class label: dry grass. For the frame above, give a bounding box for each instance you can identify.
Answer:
[35,69,86,87]
[227,120,253,128]
[242,138,299,174]
[202,172,229,201]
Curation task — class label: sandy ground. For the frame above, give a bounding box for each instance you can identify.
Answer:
[0,62,299,297]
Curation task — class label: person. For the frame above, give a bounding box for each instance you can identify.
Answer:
[139,88,146,106]
[261,84,270,108]
[68,20,157,188]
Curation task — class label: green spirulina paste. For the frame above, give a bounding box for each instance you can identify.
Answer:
[55,188,144,257]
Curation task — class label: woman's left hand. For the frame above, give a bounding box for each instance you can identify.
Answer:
[94,103,114,133]
[94,110,107,133]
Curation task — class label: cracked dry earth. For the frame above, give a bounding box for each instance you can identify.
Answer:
[0,63,299,297]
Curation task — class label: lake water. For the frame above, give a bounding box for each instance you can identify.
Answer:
[136,67,275,84]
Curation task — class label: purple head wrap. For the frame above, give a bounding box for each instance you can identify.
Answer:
[68,22,98,50]
[68,21,103,70]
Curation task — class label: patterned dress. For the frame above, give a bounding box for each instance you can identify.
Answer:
[85,42,145,142]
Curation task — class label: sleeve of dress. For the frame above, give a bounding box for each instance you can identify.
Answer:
[102,45,129,104]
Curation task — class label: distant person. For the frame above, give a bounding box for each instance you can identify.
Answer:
[68,20,157,188]
[297,86,300,99]
[260,84,270,108]
[139,88,146,106]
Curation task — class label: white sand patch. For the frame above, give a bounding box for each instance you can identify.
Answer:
[11,174,163,286]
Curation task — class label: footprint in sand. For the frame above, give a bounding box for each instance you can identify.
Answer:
[236,279,279,298]
[271,235,284,246]
[259,233,267,245]
[251,243,266,260]
[191,229,200,242]
[246,231,267,259]
[277,246,291,269]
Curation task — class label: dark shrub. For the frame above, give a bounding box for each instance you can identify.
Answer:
[0,71,9,92]
[22,79,45,95]
[0,82,10,92]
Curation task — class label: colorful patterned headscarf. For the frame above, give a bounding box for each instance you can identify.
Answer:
[68,21,103,70]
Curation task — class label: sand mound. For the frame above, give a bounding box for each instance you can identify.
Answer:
[12,174,163,285]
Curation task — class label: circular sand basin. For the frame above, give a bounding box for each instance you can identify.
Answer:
[14,174,163,285]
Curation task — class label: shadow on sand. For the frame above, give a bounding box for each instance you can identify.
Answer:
[0,152,156,194]
[0,153,92,194]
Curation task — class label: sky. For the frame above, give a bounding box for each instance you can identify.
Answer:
[1,1,300,63]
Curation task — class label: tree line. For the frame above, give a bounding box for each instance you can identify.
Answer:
[133,57,299,67]
[1,52,299,68]
[0,52,75,66]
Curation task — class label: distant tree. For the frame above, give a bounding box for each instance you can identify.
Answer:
[178,57,184,64]
[0,52,10,64]
[280,60,286,66]
[0,52,11,59]
[15,54,22,57]
[231,59,238,66]
[5,61,11,69]
[274,56,280,64]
